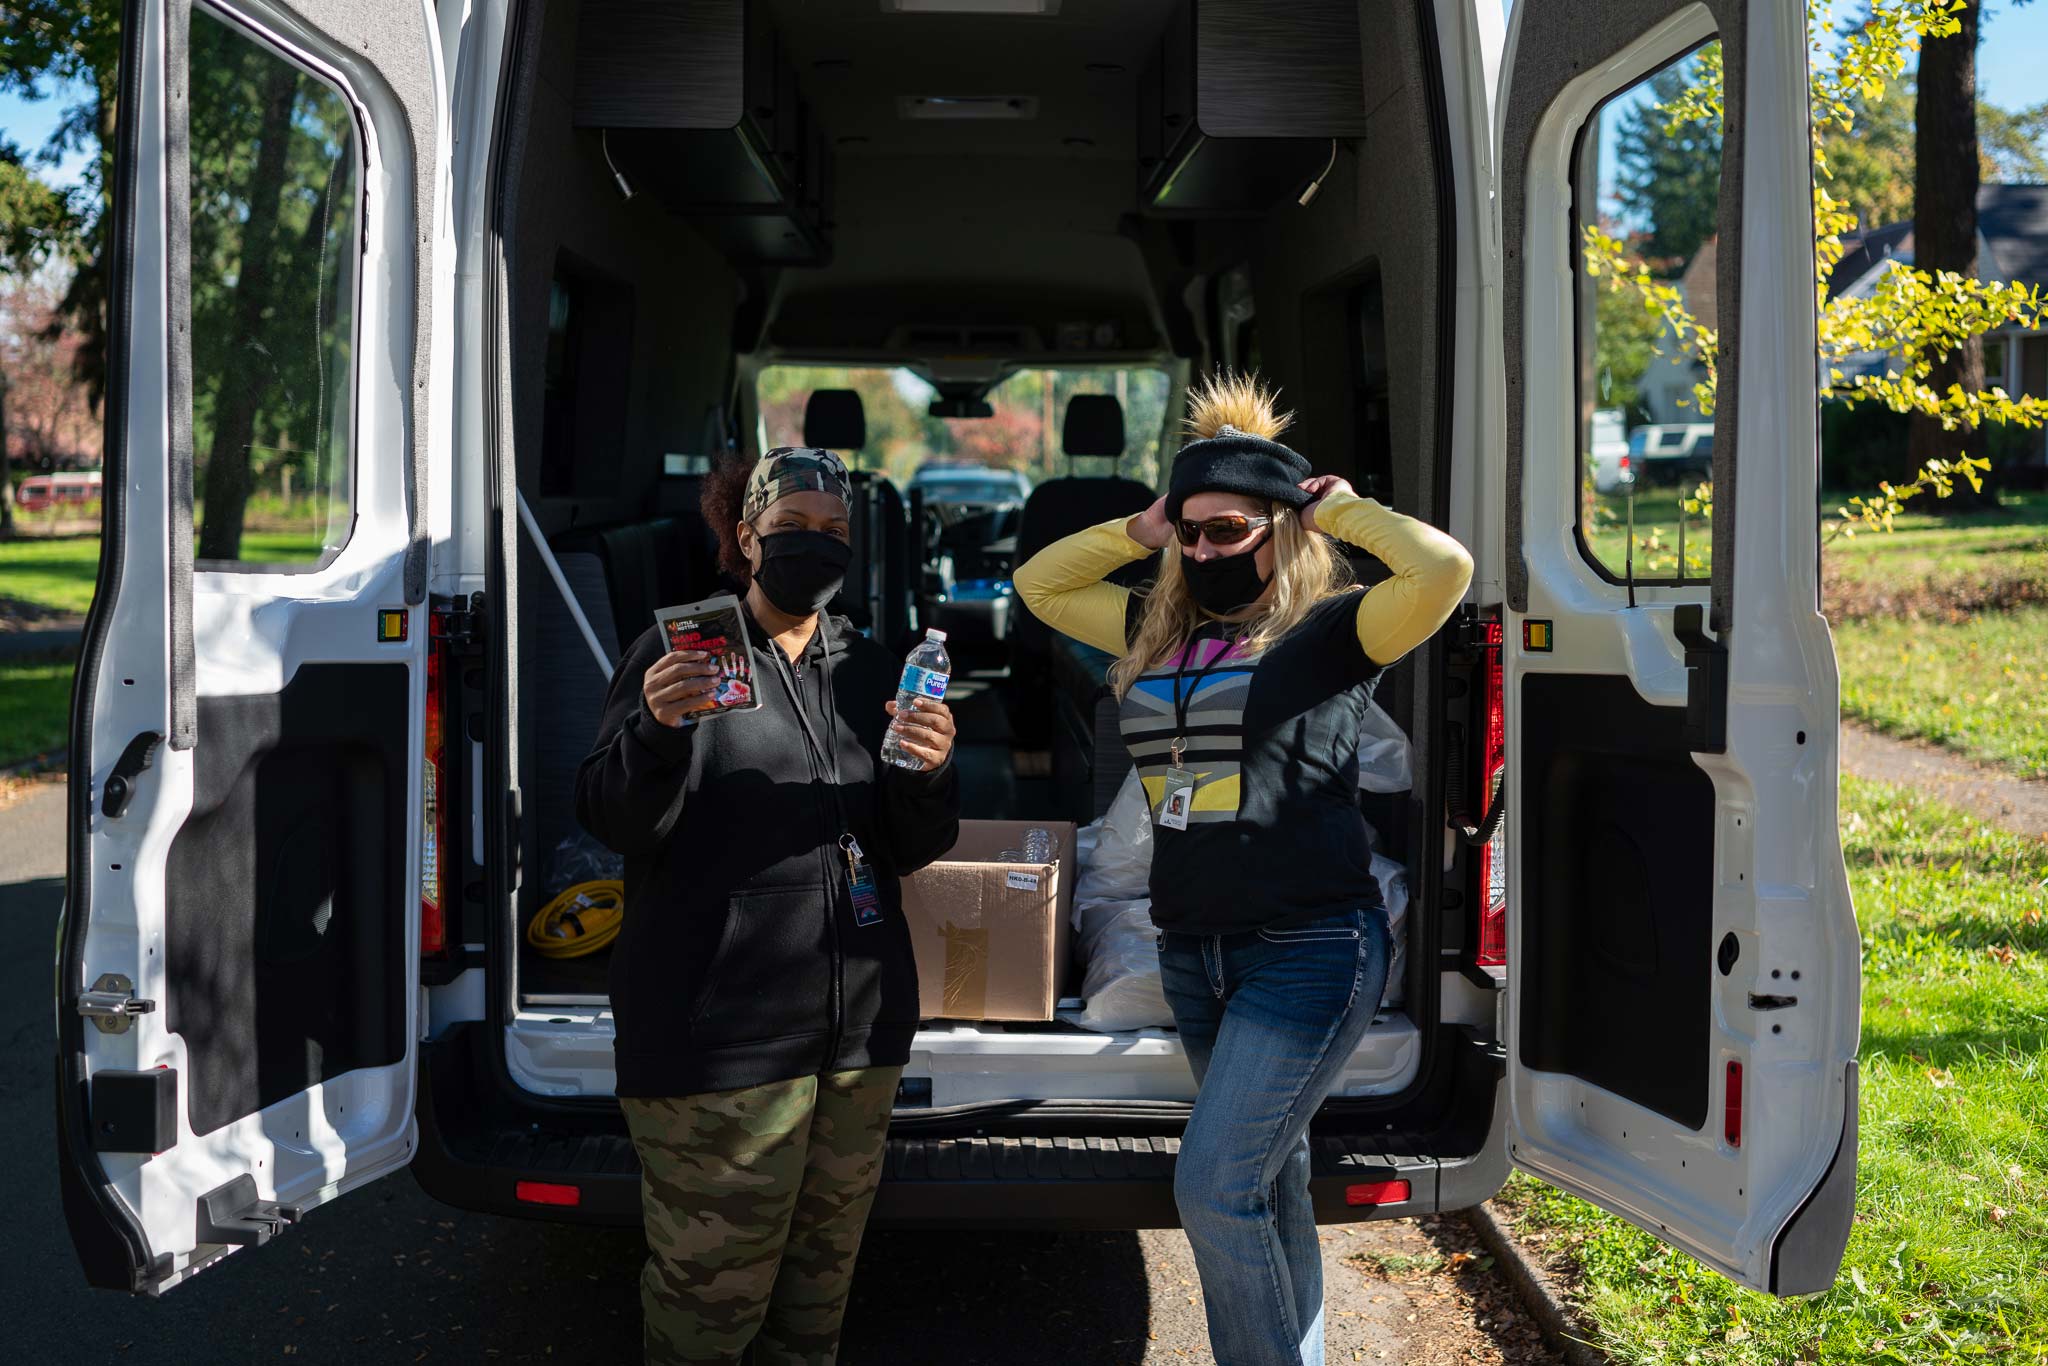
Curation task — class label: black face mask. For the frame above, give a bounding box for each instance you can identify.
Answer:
[751,530,852,616]
[1180,534,1272,615]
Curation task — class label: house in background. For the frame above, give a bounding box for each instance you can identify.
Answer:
[1826,183,2048,468]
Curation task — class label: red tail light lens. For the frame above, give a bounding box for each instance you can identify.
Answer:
[421,612,448,958]
[1724,1060,1743,1148]
[515,1180,581,1207]
[1344,1179,1411,1207]
[1475,615,1507,968]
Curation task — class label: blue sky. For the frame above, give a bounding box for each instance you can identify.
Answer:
[3,2,2045,194]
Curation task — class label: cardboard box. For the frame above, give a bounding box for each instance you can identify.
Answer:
[900,820,1077,1022]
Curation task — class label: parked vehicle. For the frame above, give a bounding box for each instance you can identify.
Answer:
[15,470,103,512]
[910,464,1032,506]
[62,0,1856,1304]
[1588,408,1632,493]
[1627,422,1716,487]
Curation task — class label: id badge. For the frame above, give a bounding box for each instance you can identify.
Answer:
[843,835,883,926]
[1158,768,1196,831]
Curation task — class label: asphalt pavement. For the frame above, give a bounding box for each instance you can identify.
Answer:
[6,779,1542,1365]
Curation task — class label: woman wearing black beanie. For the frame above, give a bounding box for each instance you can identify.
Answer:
[1014,373,1472,1366]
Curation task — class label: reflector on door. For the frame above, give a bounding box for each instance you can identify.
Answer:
[1522,620,1552,652]
[377,609,408,642]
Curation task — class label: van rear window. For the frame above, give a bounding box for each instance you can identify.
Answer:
[1571,40,1720,587]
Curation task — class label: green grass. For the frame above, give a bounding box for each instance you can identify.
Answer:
[1497,774,2048,1365]
[0,535,105,615]
[1822,491,2048,622]
[1582,486,1714,581]
[0,528,329,619]
[0,656,75,767]
[1836,606,2048,778]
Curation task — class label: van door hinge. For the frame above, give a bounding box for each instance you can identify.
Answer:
[77,973,157,1034]
[196,1174,302,1248]
[431,591,487,652]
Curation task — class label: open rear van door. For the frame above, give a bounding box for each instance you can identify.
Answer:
[1493,0,1859,1294]
[57,0,447,1293]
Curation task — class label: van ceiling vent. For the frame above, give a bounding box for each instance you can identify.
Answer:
[897,95,1040,121]
[881,0,1060,14]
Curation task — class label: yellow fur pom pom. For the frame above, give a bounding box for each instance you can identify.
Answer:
[1183,371,1293,442]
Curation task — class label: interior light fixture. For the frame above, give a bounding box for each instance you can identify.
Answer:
[898,94,1040,120]
[881,0,1061,14]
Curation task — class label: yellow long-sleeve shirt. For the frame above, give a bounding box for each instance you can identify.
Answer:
[1012,489,1473,668]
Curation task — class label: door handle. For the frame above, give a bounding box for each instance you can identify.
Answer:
[1672,605,1727,754]
[101,731,164,818]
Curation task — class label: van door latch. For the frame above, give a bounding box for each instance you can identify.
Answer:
[101,730,164,818]
[1747,992,1797,1011]
[77,973,157,1033]
[1672,605,1727,754]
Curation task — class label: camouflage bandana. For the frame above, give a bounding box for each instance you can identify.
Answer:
[744,447,852,523]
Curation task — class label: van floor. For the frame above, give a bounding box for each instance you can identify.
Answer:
[518,670,1048,1003]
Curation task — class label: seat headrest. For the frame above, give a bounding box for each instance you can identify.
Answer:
[804,389,867,451]
[1062,394,1125,458]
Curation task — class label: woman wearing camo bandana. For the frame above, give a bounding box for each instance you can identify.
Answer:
[577,447,961,1365]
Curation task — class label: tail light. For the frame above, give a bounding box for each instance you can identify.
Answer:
[1475,615,1507,968]
[421,612,449,958]
[1724,1060,1743,1148]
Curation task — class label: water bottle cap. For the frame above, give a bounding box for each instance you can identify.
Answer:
[925,629,948,641]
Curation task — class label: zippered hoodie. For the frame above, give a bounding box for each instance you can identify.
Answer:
[576,608,959,1098]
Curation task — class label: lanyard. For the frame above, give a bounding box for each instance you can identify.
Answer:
[765,622,848,829]
[1169,624,1239,769]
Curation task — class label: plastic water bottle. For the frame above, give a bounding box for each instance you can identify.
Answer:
[882,628,951,770]
[1000,828,1059,863]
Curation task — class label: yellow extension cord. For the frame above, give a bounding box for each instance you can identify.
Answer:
[526,879,625,958]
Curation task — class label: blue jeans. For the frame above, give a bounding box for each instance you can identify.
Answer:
[1158,907,1391,1366]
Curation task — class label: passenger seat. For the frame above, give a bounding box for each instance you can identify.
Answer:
[1009,395,1156,748]
[805,389,911,645]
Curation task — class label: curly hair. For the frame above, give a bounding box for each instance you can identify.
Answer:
[700,454,757,591]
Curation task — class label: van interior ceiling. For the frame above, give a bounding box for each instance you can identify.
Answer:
[495,0,1459,1105]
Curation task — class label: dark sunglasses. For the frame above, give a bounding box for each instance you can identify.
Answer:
[1174,513,1272,548]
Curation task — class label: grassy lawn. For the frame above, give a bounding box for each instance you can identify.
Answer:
[1822,491,2048,623]
[1836,606,2048,778]
[0,529,328,617]
[0,656,76,767]
[0,535,105,615]
[1497,773,2048,1365]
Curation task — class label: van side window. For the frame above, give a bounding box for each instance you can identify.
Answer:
[1572,41,1721,586]
[538,254,633,498]
[188,6,360,569]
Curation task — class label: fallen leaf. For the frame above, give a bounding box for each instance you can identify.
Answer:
[1989,1206,2009,1224]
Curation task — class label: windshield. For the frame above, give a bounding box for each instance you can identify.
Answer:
[916,476,1026,504]
[757,365,1172,490]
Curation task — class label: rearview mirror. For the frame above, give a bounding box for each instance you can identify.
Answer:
[928,397,995,419]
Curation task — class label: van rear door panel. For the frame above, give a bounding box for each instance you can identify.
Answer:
[58,0,447,1293]
[1494,0,1859,1294]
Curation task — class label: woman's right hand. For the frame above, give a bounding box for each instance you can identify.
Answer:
[642,650,721,726]
[1127,495,1174,550]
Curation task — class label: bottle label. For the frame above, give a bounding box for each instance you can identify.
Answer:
[899,664,949,700]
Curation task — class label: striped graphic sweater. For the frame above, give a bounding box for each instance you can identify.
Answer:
[1014,491,1471,934]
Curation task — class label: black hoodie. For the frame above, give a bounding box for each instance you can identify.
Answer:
[575,608,959,1098]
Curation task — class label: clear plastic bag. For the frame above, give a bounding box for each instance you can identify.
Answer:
[1356,698,1413,794]
[547,828,624,895]
[1059,897,1173,1033]
[1372,853,1409,1009]
[1073,768,1153,905]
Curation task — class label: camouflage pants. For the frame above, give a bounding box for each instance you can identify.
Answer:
[619,1066,901,1366]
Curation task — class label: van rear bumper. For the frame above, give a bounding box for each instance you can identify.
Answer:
[410,1025,1506,1230]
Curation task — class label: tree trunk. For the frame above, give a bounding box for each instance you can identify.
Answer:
[0,372,14,538]
[1912,2,1994,504]
[195,66,300,563]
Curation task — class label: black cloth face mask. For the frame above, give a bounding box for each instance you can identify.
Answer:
[1180,534,1272,616]
[752,529,852,615]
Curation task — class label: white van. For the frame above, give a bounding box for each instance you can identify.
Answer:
[59,0,1859,1304]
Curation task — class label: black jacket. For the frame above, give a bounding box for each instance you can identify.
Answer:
[575,608,959,1098]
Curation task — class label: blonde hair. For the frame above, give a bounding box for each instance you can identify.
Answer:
[1110,373,1350,699]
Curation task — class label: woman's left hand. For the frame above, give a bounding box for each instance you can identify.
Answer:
[884,697,957,770]
[1297,475,1356,534]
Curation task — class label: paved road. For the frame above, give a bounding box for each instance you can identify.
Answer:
[7,780,1549,1365]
